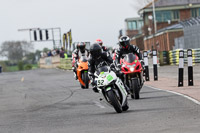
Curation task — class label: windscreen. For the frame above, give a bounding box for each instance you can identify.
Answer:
[80,56,88,62]
[124,53,136,63]
[96,66,109,75]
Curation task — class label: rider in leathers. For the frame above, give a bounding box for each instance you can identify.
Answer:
[115,35,143,65]
[115,35,144,87]
[88,43,130,93]
[95,39,109,52]
[88,43,113,92]
[72,42,89,79]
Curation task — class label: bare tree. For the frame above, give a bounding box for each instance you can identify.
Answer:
[0,41,33,61]
[131,0,152,11]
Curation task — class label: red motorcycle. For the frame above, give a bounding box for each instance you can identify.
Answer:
[121,53,144,99]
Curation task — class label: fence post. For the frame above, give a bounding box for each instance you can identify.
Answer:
[187,49,194,86]
[178,50,184,87]
[143,51,150,81]
[153,50,158,81]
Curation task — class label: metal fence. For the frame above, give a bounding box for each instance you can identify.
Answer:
[174,17,200,49]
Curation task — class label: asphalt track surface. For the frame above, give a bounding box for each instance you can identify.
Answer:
[0,69,199,133]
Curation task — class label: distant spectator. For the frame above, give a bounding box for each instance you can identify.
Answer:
[40,52,44,58]
[64,52,68,59]
[56,49,60,55]
[60,48,65,58]
[47,51,52,57]
[52,49,56,56]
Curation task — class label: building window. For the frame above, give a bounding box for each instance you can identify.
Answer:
[156,11,172,22]
[128,21,137,30]
[191,8,198,17]
[163,11,172,22]
[156,10,179,22]
[138,21,144,30]
[156,11,162,22]
[173,10,179,20]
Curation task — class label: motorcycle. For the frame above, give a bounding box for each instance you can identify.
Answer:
[77,56,90,89]
[94,65,129,113]
[121,53,144,99]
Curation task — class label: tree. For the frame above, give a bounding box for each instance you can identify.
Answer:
[43,47,50,53]
[0,41,33,61]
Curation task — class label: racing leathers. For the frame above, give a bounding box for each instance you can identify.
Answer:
[115,45,142,65]
[88,52,130,93]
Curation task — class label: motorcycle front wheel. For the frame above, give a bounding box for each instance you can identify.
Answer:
[107,90,122,113]
[131,79,140,99]
[81,71,89,89]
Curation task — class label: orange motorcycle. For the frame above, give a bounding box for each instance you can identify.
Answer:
[76,56,90,89]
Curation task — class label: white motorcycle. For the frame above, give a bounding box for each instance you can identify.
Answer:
[94,65,129,113]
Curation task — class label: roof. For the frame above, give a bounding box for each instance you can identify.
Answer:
[125,17,143,22]
[144,0,200,9]
[157,23,183,33]
[180,16,200,27]
[139,0,200,14]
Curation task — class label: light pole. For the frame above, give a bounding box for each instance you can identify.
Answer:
[152,0,157,33]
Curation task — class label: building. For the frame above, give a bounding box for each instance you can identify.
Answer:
[125,0,200,51]
[139,0,200,35]
[125,17,144,38]
[144,23,183,51]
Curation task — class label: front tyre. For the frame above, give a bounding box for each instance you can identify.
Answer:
[107,90,122,113]
[81,72,89,89]
[131,79,140,99]
[83,71,89,89]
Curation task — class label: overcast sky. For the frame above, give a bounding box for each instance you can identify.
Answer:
[0,0,142,51]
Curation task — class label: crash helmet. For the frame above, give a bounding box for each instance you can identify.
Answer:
[90,43,102,58]
[95,39,103,46]
[119,36,130,50]
[77,42,86,53]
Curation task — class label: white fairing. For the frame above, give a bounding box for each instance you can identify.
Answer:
[96,70,127,106]
[115,78,127,104]
[96,71,117,87]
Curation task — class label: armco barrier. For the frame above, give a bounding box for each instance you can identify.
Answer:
[169,49,200,65]
[39,55,72,69]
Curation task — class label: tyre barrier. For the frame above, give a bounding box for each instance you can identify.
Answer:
[169,49,200,65]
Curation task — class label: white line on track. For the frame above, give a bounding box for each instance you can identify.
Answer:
[146,85,200,105]
[93,101,106,109]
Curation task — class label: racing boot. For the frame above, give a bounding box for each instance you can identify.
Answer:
[92,86,99,93]
[73,72,78,80]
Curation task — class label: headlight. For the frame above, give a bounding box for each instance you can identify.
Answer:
[130,67,135,72]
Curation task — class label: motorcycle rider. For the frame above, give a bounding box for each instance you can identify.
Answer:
[72,42,89,80]
[88,43,130,93]
[115,35,145,86]
[115,35,143,67]
[95,39,109,52]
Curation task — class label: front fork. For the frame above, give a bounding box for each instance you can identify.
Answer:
[124,73,144,89]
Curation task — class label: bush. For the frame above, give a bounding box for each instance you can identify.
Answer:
[17,61,24,70]
[24,64,33,70]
